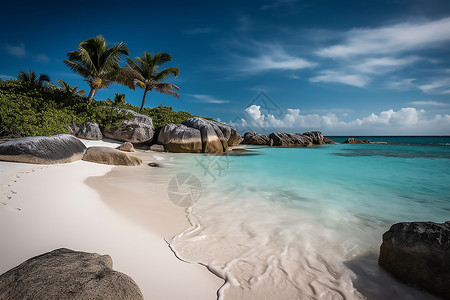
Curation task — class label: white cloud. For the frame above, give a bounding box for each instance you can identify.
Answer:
[387,78,416,90]
[4,43,26,57]
[316,17,450,58]
[352,56,420,74]
[410,100,450,106]
[232,105,450,135]
[187,94,230,104]
[418,78,450,95]
[0,74,15,80]
[245,45,316,72]
[310,70,370,87]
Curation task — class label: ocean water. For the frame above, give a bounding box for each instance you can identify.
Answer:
[169,137,450,300]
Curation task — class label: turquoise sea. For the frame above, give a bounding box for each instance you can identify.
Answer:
[169,137,450,299]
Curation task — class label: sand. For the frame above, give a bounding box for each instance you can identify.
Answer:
[0,140,222,299]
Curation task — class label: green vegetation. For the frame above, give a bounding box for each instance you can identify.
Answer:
[64,35,129,102]
[119,52,180,112]
[17,70,50,88]
[0,79,198,138]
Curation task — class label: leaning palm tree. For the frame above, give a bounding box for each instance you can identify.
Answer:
[64,35,129,103]
[119,52,180,112]
[49,79,85,96]
[17,70,50,88]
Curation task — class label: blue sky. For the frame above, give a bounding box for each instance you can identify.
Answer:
[1,0,450,135]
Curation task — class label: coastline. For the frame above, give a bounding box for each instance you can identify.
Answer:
[0,146,222,299]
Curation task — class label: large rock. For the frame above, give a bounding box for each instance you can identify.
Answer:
[182,117,227,153]
[83,146,142,166]
[102,108,155,144]
[269,132,313,147]
[302,131,324,145]
[211,121,243,146]
[0,248,143,300]
[379,221,450,299]
[157,123,202,153]
[119,142,135,152]
[0,134,86,164]
[344,138,370,144]
[76,121,103,140]
[241,132,270,145]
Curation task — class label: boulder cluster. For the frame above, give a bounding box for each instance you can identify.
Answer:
[241,131,335,147]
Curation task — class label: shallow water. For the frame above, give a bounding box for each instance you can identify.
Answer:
[169,138,450,299]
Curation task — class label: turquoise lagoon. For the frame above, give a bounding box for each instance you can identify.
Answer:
[169,137,450,299]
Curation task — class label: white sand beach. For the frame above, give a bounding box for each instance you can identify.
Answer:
[0,140,222,299]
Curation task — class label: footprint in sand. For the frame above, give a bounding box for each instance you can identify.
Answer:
[0,202,21,212]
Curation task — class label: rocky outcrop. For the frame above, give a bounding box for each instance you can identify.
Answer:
[0,134,86,164]
[323,137,336,144]
[76,121,103,140]
[157,123,202,153]
[0,248,143,300]
[102,108,154,144]
[157,118,242,153]
[181,118,227,153]
[379,221,450,299]
[241,131,331,147]
[119,142,135,152]
[269,132,313,147]
[83,146,142,166]
[344,138,370,144]
[241,132,270,145]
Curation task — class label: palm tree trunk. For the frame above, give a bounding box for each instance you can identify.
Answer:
[139,90,149,112]
[87,88,97,103]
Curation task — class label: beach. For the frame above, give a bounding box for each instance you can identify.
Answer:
[0,140,222,300]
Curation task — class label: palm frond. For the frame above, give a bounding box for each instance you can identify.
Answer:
[154,67,180,81]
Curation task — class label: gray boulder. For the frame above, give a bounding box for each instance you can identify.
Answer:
[241,132,270,145]
[302,131,324,145]
[268,132,313,147]
[102,108,154,144]
[211,121,243,146]
[344,138,370,144]
[379,221,450,299]
[182,117,227,153]
[0,134,86,164]
[119,142,135,152]
[83,146,142,166]
[149,144,165,152]
[157,123,202,153]
[0,248,143,300]
[76,121,103,140]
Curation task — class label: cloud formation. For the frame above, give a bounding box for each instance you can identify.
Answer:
[231,105,450,135]
[3,43,49,63]
[310,70,370,87]
[187,94,230,104]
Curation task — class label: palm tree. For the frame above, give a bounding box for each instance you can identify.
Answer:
[49,79,85,96]
[17,70,50,88]
[119,52,180,112]
[64,35,129,103]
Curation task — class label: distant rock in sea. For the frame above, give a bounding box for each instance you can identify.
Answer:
[157,117,242,153]
[83,146,142,166]
[0,248,143,300]
[241,131,332,147]
[102,108,155,144]
[76,121,103,140]
[379,221,450,299]
[344,138,370,144]
[0,134,86,164]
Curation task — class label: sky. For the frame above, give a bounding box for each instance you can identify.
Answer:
[1,0,450,135]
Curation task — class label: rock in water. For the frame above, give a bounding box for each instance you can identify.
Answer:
[344,138,370,144]
[241,132,270,145]
[119,142,135,152]
[0,248,143,300]
[83,146,142,166]
[76,122,103,140]
[302,131,324,145]
[157,123,202,153]
[268,132,313,147]
[0,134,86,164]
[379,221,450,299]
[182,117,227,153]
[102,108,155,144]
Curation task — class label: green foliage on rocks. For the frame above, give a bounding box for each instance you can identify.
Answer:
[0,79,205,138]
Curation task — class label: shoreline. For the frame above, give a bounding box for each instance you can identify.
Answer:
[0,145,222,299]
